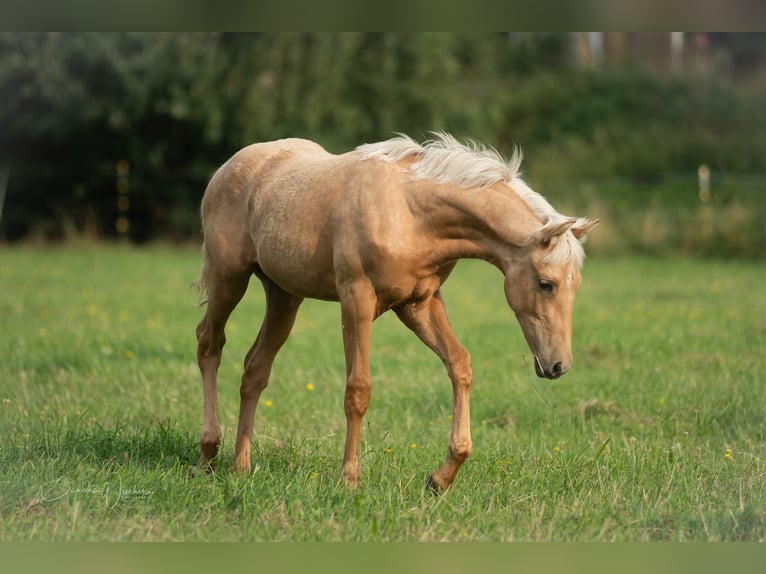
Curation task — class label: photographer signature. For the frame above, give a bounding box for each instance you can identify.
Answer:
[40,477,154,505]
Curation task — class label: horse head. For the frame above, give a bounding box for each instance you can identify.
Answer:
[504,216,599,379]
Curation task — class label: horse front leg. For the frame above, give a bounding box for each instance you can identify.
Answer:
[338,283,377,488]
[428,345,473,493]
[395,291,473,493]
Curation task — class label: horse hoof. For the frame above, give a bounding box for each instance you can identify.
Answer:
[189,461,215,477]
[425,474,447,495]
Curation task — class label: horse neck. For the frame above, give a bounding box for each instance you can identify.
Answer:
[411,180,541,270]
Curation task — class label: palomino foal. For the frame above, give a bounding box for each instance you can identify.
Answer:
[194,133,598,491]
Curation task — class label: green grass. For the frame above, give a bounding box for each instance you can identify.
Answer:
[1,244,764,541]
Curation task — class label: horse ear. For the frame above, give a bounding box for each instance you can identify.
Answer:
[538,218,577,246]
[570,218,600,241]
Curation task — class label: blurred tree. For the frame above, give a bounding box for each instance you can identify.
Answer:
[1,32,764,244]
[0,32,516,240]
[0,33,225,240]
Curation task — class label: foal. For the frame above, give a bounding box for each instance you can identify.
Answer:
[194,133,598,491]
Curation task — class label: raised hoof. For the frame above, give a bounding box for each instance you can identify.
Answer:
[425,474,449,495]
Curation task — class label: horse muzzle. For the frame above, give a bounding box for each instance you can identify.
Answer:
[534,356,569,380]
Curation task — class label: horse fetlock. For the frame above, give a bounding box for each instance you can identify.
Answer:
[199,430,221,460]
[339,461,361,488]
[450,438,473,462]
[233,453,252,475]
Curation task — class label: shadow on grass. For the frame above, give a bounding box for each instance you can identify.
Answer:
[33,419,200,472]
[23,418,341,479]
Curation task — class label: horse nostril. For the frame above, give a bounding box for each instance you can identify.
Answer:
[551,362,563,378]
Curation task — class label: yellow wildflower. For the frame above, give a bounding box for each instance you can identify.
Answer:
[306,383,314,391]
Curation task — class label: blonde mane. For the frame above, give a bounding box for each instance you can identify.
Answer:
[358,132,522,190]
[358,132,586,267]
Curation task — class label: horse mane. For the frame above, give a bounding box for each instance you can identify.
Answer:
[358,131,522,190]
[509,177,587,268]
[358,132,586,267]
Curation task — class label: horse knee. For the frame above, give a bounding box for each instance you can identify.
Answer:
[453,364,472,389]
[449,351,472,390]
[344,376,372,417]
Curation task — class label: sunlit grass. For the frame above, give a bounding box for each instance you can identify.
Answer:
[1,245,764,541]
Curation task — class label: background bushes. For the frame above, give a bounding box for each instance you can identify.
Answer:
[1,32,764,257]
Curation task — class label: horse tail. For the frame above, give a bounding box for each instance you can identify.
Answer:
[193,243,209,307]
[193,201,210,306]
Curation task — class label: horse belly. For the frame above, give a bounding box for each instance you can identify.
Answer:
[260,250,338,300]
[251,218,339,301]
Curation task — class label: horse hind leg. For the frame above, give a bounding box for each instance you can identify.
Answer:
[194,263,251,474]
[234,277,303,474]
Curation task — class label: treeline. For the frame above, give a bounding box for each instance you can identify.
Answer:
[1,32,765,253]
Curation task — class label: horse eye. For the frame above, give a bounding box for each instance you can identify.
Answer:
[539,280,554,293]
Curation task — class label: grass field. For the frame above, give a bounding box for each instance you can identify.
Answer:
[1,244,764,541]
